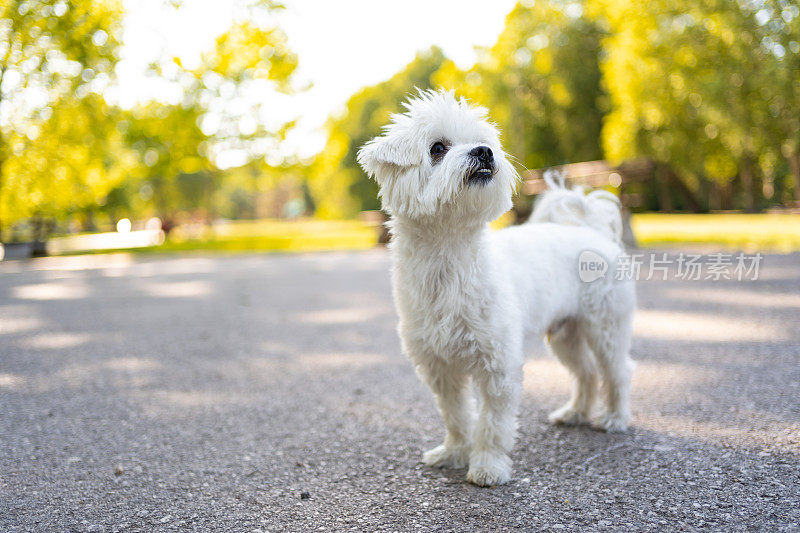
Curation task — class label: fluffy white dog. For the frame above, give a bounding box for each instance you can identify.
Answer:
[358,90,635,487]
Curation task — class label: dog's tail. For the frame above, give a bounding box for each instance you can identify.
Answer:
[529,169,623,243]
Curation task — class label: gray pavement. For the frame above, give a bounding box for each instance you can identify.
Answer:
[0,249,798,532]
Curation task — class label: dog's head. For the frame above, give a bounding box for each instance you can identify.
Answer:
[357,90,517,222]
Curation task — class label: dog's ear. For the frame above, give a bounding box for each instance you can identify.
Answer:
[357,132,421,183]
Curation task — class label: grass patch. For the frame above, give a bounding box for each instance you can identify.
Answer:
[164,219,380,253]
[43,213,800,257]
[49,219,380,256]
[631,213,800,252]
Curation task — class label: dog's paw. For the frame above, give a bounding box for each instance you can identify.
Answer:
[592,411,629,433]
[423,444,470,469]
[548,404,589,426]
[466,451,512,487]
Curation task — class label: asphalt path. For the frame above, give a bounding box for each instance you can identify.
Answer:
[1,250,798,531]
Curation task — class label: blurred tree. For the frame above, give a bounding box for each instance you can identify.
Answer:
[95,0,301,228]
[118,102,212,225]
[212,160,308,219]
[590,0,799,211]
[309,47,446,218]
[2,94,132,236]
[169,0,299,165]
[0,0,123,237]
[761,0,800,203]
[436,1,606,171]
[98,0,301,227]
[430,1,606,219]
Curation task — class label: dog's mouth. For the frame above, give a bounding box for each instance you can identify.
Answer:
[467,166,495,186]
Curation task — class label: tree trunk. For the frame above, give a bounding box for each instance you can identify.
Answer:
[0,152,4,242]
[739,156,755,212]
[658,163,704,212]
[0,49,9,243]
[0,125,6,242]
[31,214,48,256]
[723,181,733,210]
[655,165,674,212]
[788,152,800,205]
[709,181,720,211]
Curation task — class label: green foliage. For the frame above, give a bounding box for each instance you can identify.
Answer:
[211,160,308,220]
[116,103,211,220]
[5,0,800,241]
[590,0,800,209]
[327,0,800,214]
[200,21,297,88]
[314,3,608,218]
[172,3,300,162]
[436,1,606,170]
[308,47,447,218]
[0,0,124,233]
[2,94,131,224]
[0,0,121,119]
[1,0,302,238]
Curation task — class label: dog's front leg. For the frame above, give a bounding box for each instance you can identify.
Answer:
[417,360,475,469]
[467,361,522,486]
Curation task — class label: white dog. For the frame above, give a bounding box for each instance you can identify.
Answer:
[358,90,635,487]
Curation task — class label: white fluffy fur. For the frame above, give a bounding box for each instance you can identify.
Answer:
[358,90,635,487]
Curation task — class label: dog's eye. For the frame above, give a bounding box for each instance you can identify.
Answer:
[430,142,447,156]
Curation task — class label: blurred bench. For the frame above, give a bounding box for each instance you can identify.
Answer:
[523,158,703,212]
[522,159,705,248]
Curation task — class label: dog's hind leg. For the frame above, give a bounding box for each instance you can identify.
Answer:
[417,360,475,469]
[583,316,634,432]
[547,319,598,426]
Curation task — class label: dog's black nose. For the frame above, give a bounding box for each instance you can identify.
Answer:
[469,145,494,163]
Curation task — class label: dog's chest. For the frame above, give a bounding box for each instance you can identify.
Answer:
[395,257,496,359]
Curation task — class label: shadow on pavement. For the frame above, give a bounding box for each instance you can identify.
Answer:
[1,250,798,530]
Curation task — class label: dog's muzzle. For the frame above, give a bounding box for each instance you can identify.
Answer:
[467,145,496,186]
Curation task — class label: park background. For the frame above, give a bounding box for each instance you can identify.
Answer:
[3,2,800,529]
[2,0,800,256]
